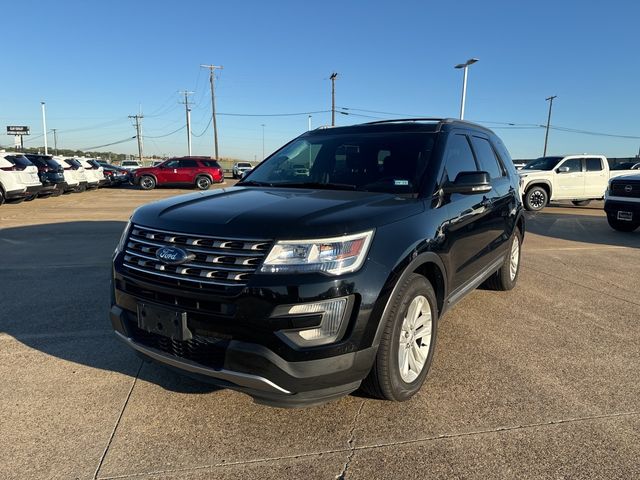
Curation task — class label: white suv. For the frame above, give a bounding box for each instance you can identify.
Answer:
[121,160,142,170]
[0,152,42,204]
[52,157,81,192]
[77,158,105,187]
[232,162,253,178]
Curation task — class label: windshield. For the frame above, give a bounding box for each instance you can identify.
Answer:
[240,132,435,194]
[238,162,252,168]
[523,156,564,171]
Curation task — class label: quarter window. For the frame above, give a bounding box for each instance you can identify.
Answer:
[471,136,504,179]
[443,134,478,182]
[585,158,603,171]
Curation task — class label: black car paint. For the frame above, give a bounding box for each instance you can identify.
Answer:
[25,154,66,194]
[111,119,524,406]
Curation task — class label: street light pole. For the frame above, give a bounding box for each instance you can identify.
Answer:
[543,95,557,157]
[41,102,48,154]
[308,115,312,131]
[454,58,478,120]
[261,124,265,160]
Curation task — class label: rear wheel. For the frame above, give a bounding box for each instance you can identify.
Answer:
[196,175,212,190]
[139,175,156,190]
[0,189,4,205]
[606,213,639,232]
[572,200,591,207]
[361,274,438,401]
[484,228,523,291]
[524,186,548,211]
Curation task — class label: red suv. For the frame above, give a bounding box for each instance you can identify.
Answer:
[133,157,224,190]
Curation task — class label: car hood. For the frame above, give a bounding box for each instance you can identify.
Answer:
[132,186,424,239]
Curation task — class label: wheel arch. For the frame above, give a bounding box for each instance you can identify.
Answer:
[139,173,158,183]
[525,180,552,199]
[370,252,447,348]
[195,173,213,183]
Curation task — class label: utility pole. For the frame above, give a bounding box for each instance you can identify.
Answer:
[179,90,194,156]
[308,115,312,131]
[543,95,557,157]
[128,114,144,162]
[41,102,48,155]
[330,72,338,126]
[52,128,58,155]
[261,124,265,160]
[200,64,223,159]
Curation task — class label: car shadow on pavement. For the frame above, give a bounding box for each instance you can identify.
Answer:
[525,210,638,248]
[0,221,220,395]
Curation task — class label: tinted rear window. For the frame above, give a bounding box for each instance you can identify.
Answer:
[201,160,221,168]
[6,155,34,168]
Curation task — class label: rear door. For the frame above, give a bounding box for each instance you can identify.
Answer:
[176,159,198,183]
[584,157,607,198]
[440,132,497,292]
[554,157,584,198]
[469,135,513,264]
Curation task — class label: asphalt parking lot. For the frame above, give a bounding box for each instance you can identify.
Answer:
[1,186,639,480]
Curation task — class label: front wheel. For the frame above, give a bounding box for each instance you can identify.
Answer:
[572,200,591,207]
[196,175,212,190]
[524,186,548,211]
[606,213,639,232]
[139,175,156,190]
[360,274,438,401]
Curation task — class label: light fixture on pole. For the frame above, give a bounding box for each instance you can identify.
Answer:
[40,102,48,155]
[454,58,478,120]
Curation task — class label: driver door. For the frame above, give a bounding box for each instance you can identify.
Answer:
[157,159,180,184]
[554,157,585,199]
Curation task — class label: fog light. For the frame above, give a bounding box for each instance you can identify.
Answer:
[273,297,350,347]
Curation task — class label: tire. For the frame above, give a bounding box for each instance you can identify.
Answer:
[360,274,438,401]
[195,175,212,190]
[0,188,4,206]
[484,228,523,291]
[6,197,25,204]
[76,184,87,193]
[25,194,37,202]
[572,200,591,207]
[139,175,156,190]
[606,213,639,232]
[51,188,63,197]
[524,186,548,211]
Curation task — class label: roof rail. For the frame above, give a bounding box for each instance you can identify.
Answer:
[364,118,445,125]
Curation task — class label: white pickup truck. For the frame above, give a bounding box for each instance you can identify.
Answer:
[519,155,636,211]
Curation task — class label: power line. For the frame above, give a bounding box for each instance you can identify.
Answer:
[217,109,331,117]
[144,125,186,138]
[82,136,136,151]
[192,116,212,137]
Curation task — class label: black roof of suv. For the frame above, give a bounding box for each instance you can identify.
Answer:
[110,119,525,407]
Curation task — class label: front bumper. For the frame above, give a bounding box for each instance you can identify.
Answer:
[111,255,390,407]
[604,198,640,215]
[26,184,43,196]
[110,303,375,407]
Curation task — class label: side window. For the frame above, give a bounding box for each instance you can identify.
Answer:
[585,157,603,171]
[470,136,505,179]
[164,160,180,168]
[561,158,582,172]
[179,159,198,168]
[443,134,478,182]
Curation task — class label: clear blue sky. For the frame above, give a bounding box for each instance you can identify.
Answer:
[1,0,639,160]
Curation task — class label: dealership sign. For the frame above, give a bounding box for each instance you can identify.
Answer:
[6,125,30,135]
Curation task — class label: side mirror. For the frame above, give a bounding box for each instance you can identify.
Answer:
[443,171,492,195]
[557,166,570,173]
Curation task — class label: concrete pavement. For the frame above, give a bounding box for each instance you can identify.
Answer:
[1,189,638,479]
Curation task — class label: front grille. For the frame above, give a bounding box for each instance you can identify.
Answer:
[131,325,229,369]
[122,225,272,287]
[611,180,640,198]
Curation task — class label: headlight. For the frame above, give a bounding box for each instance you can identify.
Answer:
[260,230,374,275]
[115,220,132,254]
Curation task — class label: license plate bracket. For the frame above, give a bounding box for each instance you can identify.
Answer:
[617,211,633,221]
[137,303,192,341]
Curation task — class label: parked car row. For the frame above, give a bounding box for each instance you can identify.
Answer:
[0,152,132,206]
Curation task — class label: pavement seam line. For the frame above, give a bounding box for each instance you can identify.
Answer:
[93,360,144,480]
[522,265,640,307]
[96,410,640,480]
[335,400,366,480]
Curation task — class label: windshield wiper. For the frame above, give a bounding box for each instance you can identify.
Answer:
[274,182,357,191]
[237,180,275,187]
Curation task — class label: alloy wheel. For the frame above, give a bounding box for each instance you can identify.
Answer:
[398,295,432,383]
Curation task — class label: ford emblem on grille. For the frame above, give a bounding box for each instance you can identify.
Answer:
[625,185,633,193]
[155,246,195,265]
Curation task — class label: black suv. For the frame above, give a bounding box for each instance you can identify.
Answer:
[110,119,525,407]
[24,154,67,196]
[604,174,640,232]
